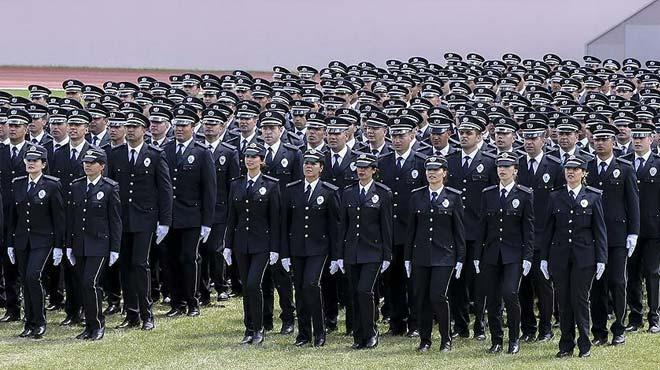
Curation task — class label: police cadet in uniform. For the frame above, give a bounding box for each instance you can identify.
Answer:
[235,101,262,174]
[622,121,660,334]
[281,149,340,347]
[0,108,31,323]
[446,115,497,340]
[541,155,607,358]
[586,123,640,346]
[7,145,64,339]
[475,152,534,354]
[405,156,465,352]
[162,108,216,318]
[517,114,564,342]
[108,111,173,331]
[67,148,121,340]
[224,143,281,345]
[337,153,393,349]
[378,116,427,337]
[260,110,301,334]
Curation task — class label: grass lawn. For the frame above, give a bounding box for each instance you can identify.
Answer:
[0,296,658,370]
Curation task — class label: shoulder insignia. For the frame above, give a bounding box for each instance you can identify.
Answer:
[148,143,163,152]
[515,184,532,193]
[482,184,498,193]
[375,182,392,192]
[586,186,603,194]
[411,186,426,193]
[445,186,462,195]
[12,175,27,183]
[545,154,561,164]
[220,142,236,151]
[282,143,300,151]
[71,176,86,184]
[262,174,280,182]
[43,175,61,182]
[321,181,339,191]
[286,179,302,188]
[102,177,119,186]
[615,157,632,167]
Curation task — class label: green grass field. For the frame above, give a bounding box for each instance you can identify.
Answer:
[0,297,658,370]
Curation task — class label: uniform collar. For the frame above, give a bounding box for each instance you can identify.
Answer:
[330,145,348,159]
[597,154,614,168]
[265,140,281,156]
[304,178,320,193]
[28,173,43,185]
[635,150,652,162]
[205,138,220,152]
[175,136,194,151]
[567,183,582,196]
[395,146,413,162]
[527,151,544,164]
[128,141,144,155]
[87,174,102,187]
[359,179,374,194]
[29,131,45,143]
[499,181,515,196]
[10,140,26,153]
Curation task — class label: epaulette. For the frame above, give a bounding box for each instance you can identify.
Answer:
[446,149,461,157]
[12,175,27,183]
[379,151,395,159]
[71,176,86,184]
[615,157,632,166]
[102,177,118,186]
[193,141,207,148]
[515,149,527,157]
[286,179,302,188]
[545,154,561,164]
[282,142,299,151]
[481,151,497,159]
[220,141,236,151]
[445,186,462,195]
[43,175,60,182]
[374,182,392,192]
[110,144,126,151]
[482,184,498,193]
[515,184,532,194]
[411,186,426,193]
[414,151,428,160]
[652,152,660,160]
[148,143,163,152]
[321,181,339,191]
[586,186,603,194]
[263,174,280,182]
[231,175,246,184]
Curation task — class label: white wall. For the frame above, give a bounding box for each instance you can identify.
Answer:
[1,0,652,70]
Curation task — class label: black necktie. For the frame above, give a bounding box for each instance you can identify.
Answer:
[569,190,576,200]
[54,144,61,151]
[27,181,36,195]
[87,183,94,198]
[332,153,341,172]
[396,157,404,170]
[130,149,137,168]
[636,157,645,174]
[462,156,470,174]
[11,147,18,159]
[359,187,367,204]
[266,148,274,166]
[371,149,379,156]
[31,138,38,144]
[528,158,536,174]
[499,188,507,209]
[563,153,569,164]
[92,136,98,146]
[241,139,248,152]
[176,143,184,163]
[305,184,312,202]
[599,161,607,175]
[71,148,77,161]
[431,191,438,204]
[246,179,254,195]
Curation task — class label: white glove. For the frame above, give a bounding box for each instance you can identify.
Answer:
[404,260,411,278]
[155,224,170,245]
[281,258,291,272]
[540,260,550,280]
[199,225,211,243]
[269,252,279,265]
[626,234,638,257]
[53,248,63,266]
[381,260,390,273]
[522,260,532,276]
[7,247,15,265]
[109,252,119,266]
[473,260,481,274]
[596,262,606,280]
[222,248,232,266]
[66,248,76,266]
[337,259,345,274]
[330,260,339,275]
[455,262,463,279]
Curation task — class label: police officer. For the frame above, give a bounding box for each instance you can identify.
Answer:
[235,101,262,174]
[162,108,216,317]
[67,148,121,340]
[7,145,64,339]
[224,142,281,345]
[405,155,465,352]
[446,115,497,340]
[281,149,340,347]
[547,116,593,164]
[586,123,640,346]
[108,111,173,331]
[474,152,534,354]
[336,153,392,349]
[541,155,607,358]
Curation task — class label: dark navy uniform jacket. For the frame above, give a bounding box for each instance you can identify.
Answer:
[263,142,303,192]
[339,181,393,265]
[622,152,660,239]
[475,184,535,265]
[281,179,340,259]
[0,143,28,246]
[50,141,96,201]
[208,141,241,226]
[67,176,122,257]
[404,186,465,267]
[321,148,361,196]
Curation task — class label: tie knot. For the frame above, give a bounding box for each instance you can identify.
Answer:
[529,158,536,164]
[600,162,607,168]
[29,181,36,187]
[131,149,136,154]
[306,184,311,192]
[501,188,507,196]
[431,191,438,198]
[248,180,254,186]
[334,153,340,159]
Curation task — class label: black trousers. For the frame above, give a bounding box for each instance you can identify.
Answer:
[63,257,82,318]
[520,251,554,337]
[591,247,628,338]
[199,224,228,301]
[385,244,415,333]
[449,240,485,335]
[413,264,453,345]
[627,237,660,328]
[482,259,522,345]
[292,254,327,341]
[16,247,51,328]
[120,231,153,321]
[76,256,106,331]
[347,262,380,343]
[263,261,296,327]
[149,238,169,301]
[102,259,121,306]
[44,253,64,307]
[235,251,269,333]
[554,259,595,354]
[167,227,201,310]
[1,254,20,316]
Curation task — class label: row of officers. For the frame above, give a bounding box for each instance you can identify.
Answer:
[0,104,658,359]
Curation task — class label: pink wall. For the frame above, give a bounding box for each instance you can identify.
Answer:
[0,0,652,71]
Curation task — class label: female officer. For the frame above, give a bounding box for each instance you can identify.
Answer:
[8,145,65,339]
[541,155,607,359]
[224,142,281,346]
[281,149,340,347]
[474,152,535,355]
[405,155,465,353]
[335,153,392,349]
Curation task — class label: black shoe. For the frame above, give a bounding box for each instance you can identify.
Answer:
[364,333,379,349]
[103,304,120,316]
[417,342,431,352]
[648,325,660,334]
[59,316,81,326]
[488,344,503,354]
[625,324,640,332]
[520,333,535,342]
[141,319,155,331]
[19,327,34,338]
[556,350,574,358]
[217,292,230,302]
[187,307,200,317]
[46,303,63,311]
[116,318,140,329]
[252,330,264,345]
[350,342,363,350]
[280,322,294,335]
[591,337,608,346]
[537,332,554,342]
[406,329,420,338]
[165,308,185,318]
[507,340,520,354]
[452,330,469,338]
[32,326,46,339]
[89,327,105,341]
[578,350,591,358]
[314,337,326,347]
[76,329,92,340]
[294,339,310,347]
[240,333,253,345]
[474,332,487,341]
[440,341,452,352]
[0,313,20,323]
[611,335,625,346]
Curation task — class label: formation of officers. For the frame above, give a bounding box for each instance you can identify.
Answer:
[0,52,658,358]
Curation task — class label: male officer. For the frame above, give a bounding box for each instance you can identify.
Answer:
[586,123,640,346]
[108,111,173,330]
[67,148,121,341]
[162,108,216,317]
[446,115,498,340]
[420,118,457,157]
[378,116,427,337]
[86,102,111,147]
[548,116,593,164]
[621,122,660,333]
[25,103,53,152]
[260,110,301,333]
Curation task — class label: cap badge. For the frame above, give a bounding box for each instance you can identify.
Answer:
[38,190,46,199]
[317,196,325,205]
[371,194,379,203]
[97,191,104,200]
[580,199,589,208]
[613,169,620,178]
[512,199,520,208]
[476,163,484,173]
[259,186,267,195]
[188,155,195,164]
[143,158,151,167]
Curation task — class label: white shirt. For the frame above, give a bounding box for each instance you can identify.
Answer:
[70,141,86,159]
[526,152,544,173]
[304,178,319,199]
[499,181,516,198]
[29,131,45,143]
[461,148,478,167]
[265,140,281,159]
[205,139,220,152]
[567,184,582,198]
[346,137,356,149]
[307,143,325,152]
[175,136,194,153]
[240,131,257,149]
[433,145,450,156]
[428,186,444,201]
[634,150,652,169]
[1,138,10,145]
[395,146,413,165]
[246,172,261,188]
[558,147,577,161]
[596,154,614,172]
[27,173,42,191]
[9,141,26,157]
[53,136,69,150]
[87,174,102,188]
[359,180,374,194]
[90,129,107,145]
[369,141,386,155]
[330,145,348,166]
[127,142,144,162]
[153,137,167,147]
